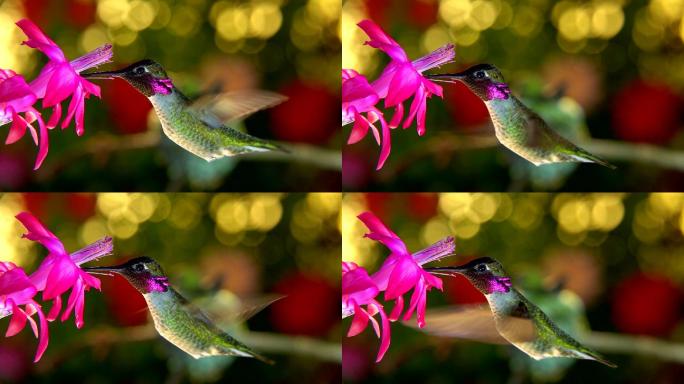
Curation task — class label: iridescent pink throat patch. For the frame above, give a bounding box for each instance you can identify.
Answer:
[146,275,170,292]
[150,78,173,95]
[486,82,511,100]
[486,276,512,293]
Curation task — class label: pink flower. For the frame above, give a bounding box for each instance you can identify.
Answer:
[342,69,391,169]
[343,20,455,170]
[359,20,454,136]
[2,19,113,169]
[15,212,111,329]
[342,212,456,362]
[0,69,46,169]
[358,212,454,328]
[0,262,48,362]
[342,261,390,362]
[16,19,111,136]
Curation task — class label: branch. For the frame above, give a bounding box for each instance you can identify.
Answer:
[379,130,684,179]
[36,324,340,372]
[581,139,684,172]
[35,129,340,180]
[580,331,684,364]
[241,143,341,170]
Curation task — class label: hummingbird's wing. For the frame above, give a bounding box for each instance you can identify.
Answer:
[408,305,508,344]
[190,90,288,125]
[194,292,285,324]
[491,299,539,346]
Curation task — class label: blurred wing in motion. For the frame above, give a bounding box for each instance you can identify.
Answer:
[194,291,286,325]
[408,304,509,344]
[191,90,288,125]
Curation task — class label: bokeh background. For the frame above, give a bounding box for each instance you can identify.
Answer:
[343,193,684,383]
[0,0,341,191]
[0,192,341,383]
[342,0,684,191]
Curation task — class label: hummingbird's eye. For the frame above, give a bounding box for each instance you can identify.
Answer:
[475,264,487,272]
[474,71,485,79]
[134,66,146,75]
[133,263,145,272]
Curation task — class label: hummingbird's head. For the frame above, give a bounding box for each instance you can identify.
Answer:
[426,257,512,295]
[84,256,170,294]
[428,64,511,101]
[81,59,173,97]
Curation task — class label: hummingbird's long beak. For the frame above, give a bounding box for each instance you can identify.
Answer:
[82,264,125,274]
[424,266,467,276]
[426,72,467,82]
[81,68,126,80]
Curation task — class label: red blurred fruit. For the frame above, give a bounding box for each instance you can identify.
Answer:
[342,150,372,190]
[364,193,392,223]
[611,80,682,144]
[104,78,152,134]
[445,80,490,128]
[342,344,373,381]
[612,273,682,336]
[407,193,438,220]
[65,193,97,220]
[65,0,96,28]
[101,271,149,327]
[21,194,51,218]
[0,153,30,190]
[407,0,438,27]
[0,345,30,382]
[22,0,52,27]
[269,273,339,336]
[269,81,338,144]
[363,0,393,27]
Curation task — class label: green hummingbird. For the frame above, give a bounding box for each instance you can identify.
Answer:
[82,60,287,161]
[424,257,616,367]
[84,257,272,363]
[428,64,615,169]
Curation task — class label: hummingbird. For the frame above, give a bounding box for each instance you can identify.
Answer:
[82,60,287,161]
[428,64,615,168]
[424,257,616,367]
[84,257,272,363]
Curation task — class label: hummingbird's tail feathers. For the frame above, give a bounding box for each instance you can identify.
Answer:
[577,348,617,368]
[212,124,288,156]
[248,350,275,365]
[568,148,616,169]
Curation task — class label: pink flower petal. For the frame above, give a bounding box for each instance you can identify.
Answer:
[16,212,66,255]
[43,64,77,107]
[47,294,62,321]
[32,111,48,170]
[388,294,404,322]
[384,64,421,107]
[373,301,391,362]
[348,302,370,337]
[43,255,77,299]
[16,19,66,62]
[342,264,380,305]
[376,117,391,170]
[357,20,408,63]
[357,212,409,256]
[6,300,28,337]
[31,302,49,362]
[384,256,421,299]
[47,102,62,129]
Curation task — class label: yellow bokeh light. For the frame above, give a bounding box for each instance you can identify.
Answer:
[592,3,624,39]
